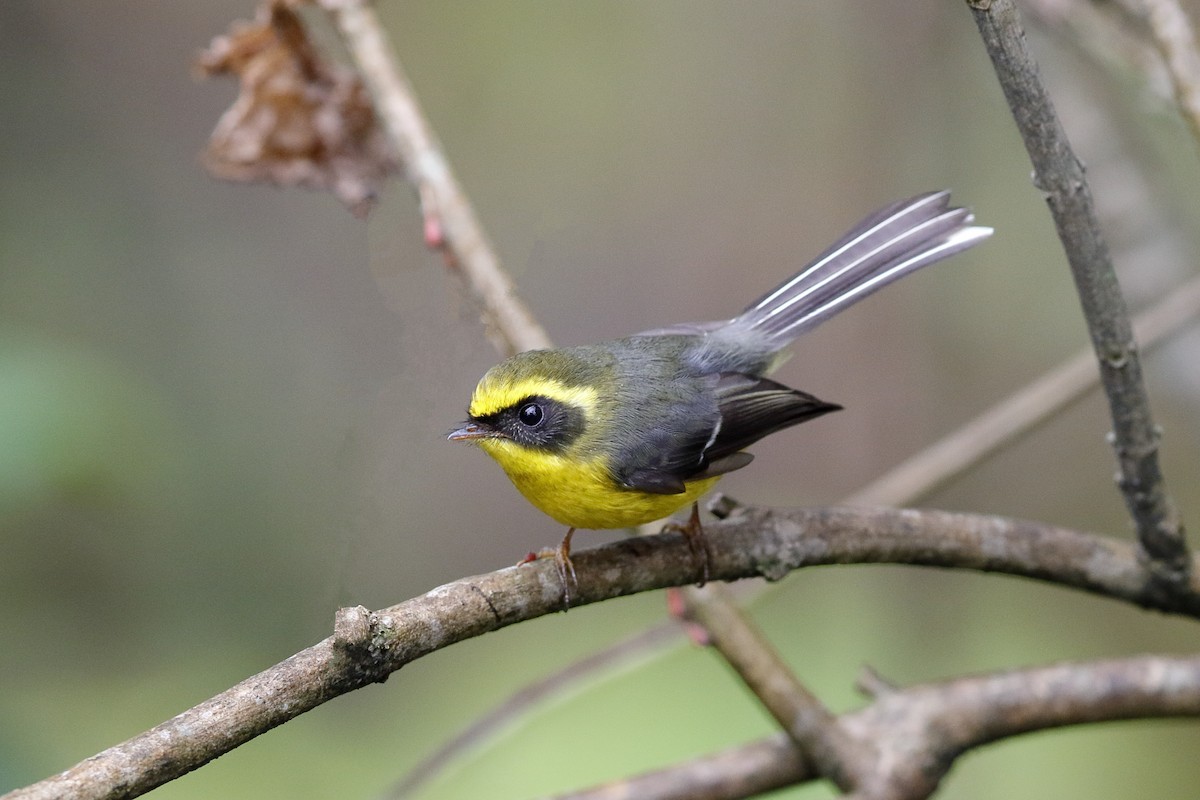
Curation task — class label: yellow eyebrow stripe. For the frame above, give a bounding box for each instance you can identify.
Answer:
[469,377,598,418]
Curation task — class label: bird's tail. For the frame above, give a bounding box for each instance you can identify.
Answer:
[730,191,992,348]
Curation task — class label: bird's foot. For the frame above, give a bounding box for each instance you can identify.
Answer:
[517,529,577,609]
[661,503,710,586]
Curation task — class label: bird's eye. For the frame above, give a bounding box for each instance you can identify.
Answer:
[518,401,544,427]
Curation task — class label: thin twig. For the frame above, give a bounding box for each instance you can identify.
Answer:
[554,654,1200,800]
[848,270,1200,506]
[380,623,680,800]
[1024,0,1167,97]
[549,735,810,800]
[679,584,867,792]
[319,0,550,355]
[8,506,1200,800]
[968,0,1189,590]
[1130,0,1200,146]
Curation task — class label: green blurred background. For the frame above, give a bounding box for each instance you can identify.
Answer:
[3,2,1200,798]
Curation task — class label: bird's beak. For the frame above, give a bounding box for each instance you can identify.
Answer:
[447,422,497,442]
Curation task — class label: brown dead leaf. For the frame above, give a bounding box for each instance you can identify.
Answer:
[197,0,395,217]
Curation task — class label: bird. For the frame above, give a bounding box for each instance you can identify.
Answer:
[449,191,991,597]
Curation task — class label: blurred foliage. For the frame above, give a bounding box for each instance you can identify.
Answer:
[1,1,1199,799]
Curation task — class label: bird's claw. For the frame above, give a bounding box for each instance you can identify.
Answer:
[662,503,711,586]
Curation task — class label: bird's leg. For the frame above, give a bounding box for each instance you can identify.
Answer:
[662,503,710,586]
[516,528,578,608]
[556,527,578,605]
[516,528,578,607]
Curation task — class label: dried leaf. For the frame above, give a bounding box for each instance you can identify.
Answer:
[197,0,395,217]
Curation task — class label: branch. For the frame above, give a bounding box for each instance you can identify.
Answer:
[554,654,1200,800]
[678,584,865,791]
[319,0,550,355]
[967,0,1189,590]
[551,735,810,800]
[9,506,1200,800]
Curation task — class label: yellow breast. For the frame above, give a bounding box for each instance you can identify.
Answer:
[478,438,719,530]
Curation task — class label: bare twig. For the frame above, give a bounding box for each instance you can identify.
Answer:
[8,506,1200,800]
[380,623,680,800]
[1024,0,1168,97]
[854,665,899,700]
[549,735,810,800]
[555,654,1200,800]
[1128,0,1200,145]
[318,0,550,355]
[967,0,1189,590]
[848,270,1200,506]
[679,584,866,792]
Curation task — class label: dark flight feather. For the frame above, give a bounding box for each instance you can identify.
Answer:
[615,373,839,493]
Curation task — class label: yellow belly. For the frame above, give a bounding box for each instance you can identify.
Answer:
[479,439,719,530]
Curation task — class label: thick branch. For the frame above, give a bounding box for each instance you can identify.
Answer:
[556,654,1200,800]
[967,0,1188,589]
[9,506,1200,800]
